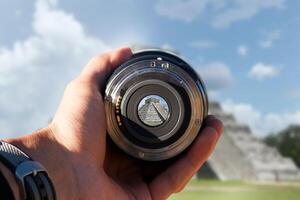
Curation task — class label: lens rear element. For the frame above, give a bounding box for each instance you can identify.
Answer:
[138,95,169,127]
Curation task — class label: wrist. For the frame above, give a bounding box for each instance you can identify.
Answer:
[5,125,76,200]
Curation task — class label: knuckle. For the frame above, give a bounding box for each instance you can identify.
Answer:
[174,185,185,193]
[91,53,111,66]
[64,77,98,98]
[186,156,200,171]
[65,78,80,92]
[87,53,112,76]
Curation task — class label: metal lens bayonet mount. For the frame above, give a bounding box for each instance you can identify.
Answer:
[104,50,208,161]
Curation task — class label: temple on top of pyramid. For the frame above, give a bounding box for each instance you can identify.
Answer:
[145,97,160,104]
[197,102,300,181]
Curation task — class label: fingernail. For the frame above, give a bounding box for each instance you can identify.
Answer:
[204,116,224,136]
[204,115,218,124]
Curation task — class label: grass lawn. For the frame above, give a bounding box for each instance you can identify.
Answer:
[169,180,300,200]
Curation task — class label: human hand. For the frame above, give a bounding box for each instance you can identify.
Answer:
[7,47,223,200]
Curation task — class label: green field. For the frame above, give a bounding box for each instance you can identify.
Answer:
[169,180,300,200]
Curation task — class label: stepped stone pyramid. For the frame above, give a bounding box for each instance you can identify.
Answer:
[138,98,168,126]
[197,102,300,181]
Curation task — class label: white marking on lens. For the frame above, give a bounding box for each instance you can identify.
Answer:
[138,152,145,158]
[150,61,156,67]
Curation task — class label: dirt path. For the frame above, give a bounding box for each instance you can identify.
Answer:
[247,181,300,188]
[185,185,254,193]
[185,181,300,193]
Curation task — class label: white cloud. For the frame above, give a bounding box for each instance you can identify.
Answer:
[161,43,173,50]
[248,62,279,80]
[288,90,300,99]
[237,45,248,56]
[222,100,300,137]
[155,0,285,28]
[211,0,285,29]
[0,0,109,137]
[259,30,281,48]
[15,9,23,17]
[196,62,234,92]
[189,39,217,49]
[155,0,209,22]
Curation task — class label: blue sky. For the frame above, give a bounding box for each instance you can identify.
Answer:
[0,0,299,137]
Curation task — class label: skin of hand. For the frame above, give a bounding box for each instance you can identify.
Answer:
[5,47,223,200]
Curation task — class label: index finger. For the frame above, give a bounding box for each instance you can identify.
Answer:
[80,47,132,91]
[149,115,223,200]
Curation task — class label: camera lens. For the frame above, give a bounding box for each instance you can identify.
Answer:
[104,50,208,161]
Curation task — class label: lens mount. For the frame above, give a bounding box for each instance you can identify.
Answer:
[105,50,208,161]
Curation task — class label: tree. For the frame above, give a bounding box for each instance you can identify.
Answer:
[264,125,300,167]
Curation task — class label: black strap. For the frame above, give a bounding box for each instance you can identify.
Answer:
[0,141,29,171]
[0,141,56,200]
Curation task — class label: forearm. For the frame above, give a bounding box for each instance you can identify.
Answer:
[4,126,76,199]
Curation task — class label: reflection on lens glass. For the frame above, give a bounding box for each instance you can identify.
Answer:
[138,95,169,126]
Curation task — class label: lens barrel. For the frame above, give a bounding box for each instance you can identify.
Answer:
[104,50,208,161]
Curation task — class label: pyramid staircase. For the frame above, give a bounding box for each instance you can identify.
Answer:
[198,102,300,181]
